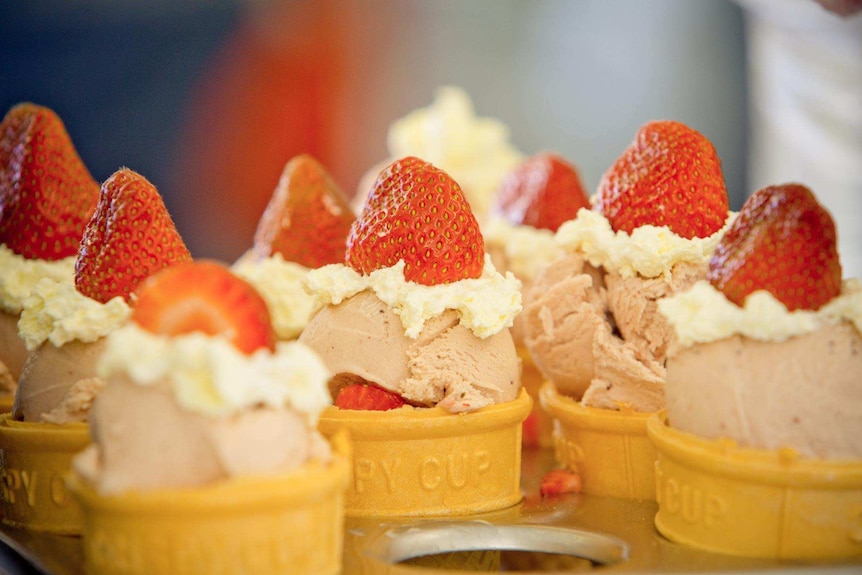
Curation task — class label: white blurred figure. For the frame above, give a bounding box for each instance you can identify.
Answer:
[738,0,862,277]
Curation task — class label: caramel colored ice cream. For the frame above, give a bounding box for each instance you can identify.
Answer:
[13,278,130,423]
[301,291,519,412]
[300,255,523,413]
[73,325,334,495]
[660,279,862,459]
[14,340,106,423]
[523,208,734,412]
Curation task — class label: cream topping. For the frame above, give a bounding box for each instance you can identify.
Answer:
[556,208,737,279]
[387,86,523,218]
[0,244,75,314]
[17,278,131,351]
[304,254,522,339]
[98,324,332,421]
[659,279,862,348]
[232,252,321,340]
[482,216,562,281]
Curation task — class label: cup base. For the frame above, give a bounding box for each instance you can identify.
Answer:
[648,411,862,560]
[540,382,657,500]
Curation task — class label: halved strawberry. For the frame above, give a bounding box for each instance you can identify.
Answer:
[75,168,192,303]
[132,260,276,354]
[0,102,99,260]
[334,383,406,411]
[595,120,728,239]
[252,154,355,268]
[539,469,582,497]
[346,156,484,285]
[493,152,590,232]
[707,183,841,311]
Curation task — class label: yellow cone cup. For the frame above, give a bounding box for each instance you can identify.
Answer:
[0,414,89,534]
[540,381,657,500]
[317,389,531,517]
[648,412,862,560]
[68,431,351,575]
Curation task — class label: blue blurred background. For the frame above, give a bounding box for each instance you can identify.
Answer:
[1,0,859,275]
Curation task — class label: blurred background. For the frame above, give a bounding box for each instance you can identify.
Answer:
[1,0,859,275]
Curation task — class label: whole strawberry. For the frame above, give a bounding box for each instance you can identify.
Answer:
[252,154,355,268]
[76,168,192,303]
[493,152,590,232]
[595,120,728,239]
[346,156,484,285]
[708,183,841,311]
[0,103,99,260]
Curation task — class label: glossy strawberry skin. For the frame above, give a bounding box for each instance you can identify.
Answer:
[334,383,406,411]
[0,103,99,260]
[493,152,590,232]
[346,156,484,285]
[708,183,841,311]
[252,154,355,268]
[132,260,276,354]
[75,168,192,303]
[596,120,728,239]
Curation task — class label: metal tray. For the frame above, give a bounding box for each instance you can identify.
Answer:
[1,447,859,574]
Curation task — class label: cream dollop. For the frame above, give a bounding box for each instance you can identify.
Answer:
[659,279,862,348]
[0,244,76,314]
[18,278,131,351]
[483,216,562,281]
[386,86,523,218]
[556,208,736,279]
[304,254,522,339]
[98,324,332,421]
[232,252,321,340]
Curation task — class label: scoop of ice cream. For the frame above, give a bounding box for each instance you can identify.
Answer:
[300,291,521,413]
[606,261,705,364]
[232,251,321,340]
[11,278,130,421]
[661,278,862,459]
[665,323,862,460]
[522,253,702,413]
[0,311,28,391]
[353,86,523,219]
[73,375,331,495]
[73,325,334,494]
[13,338,107,422]
[521,206,733,413]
